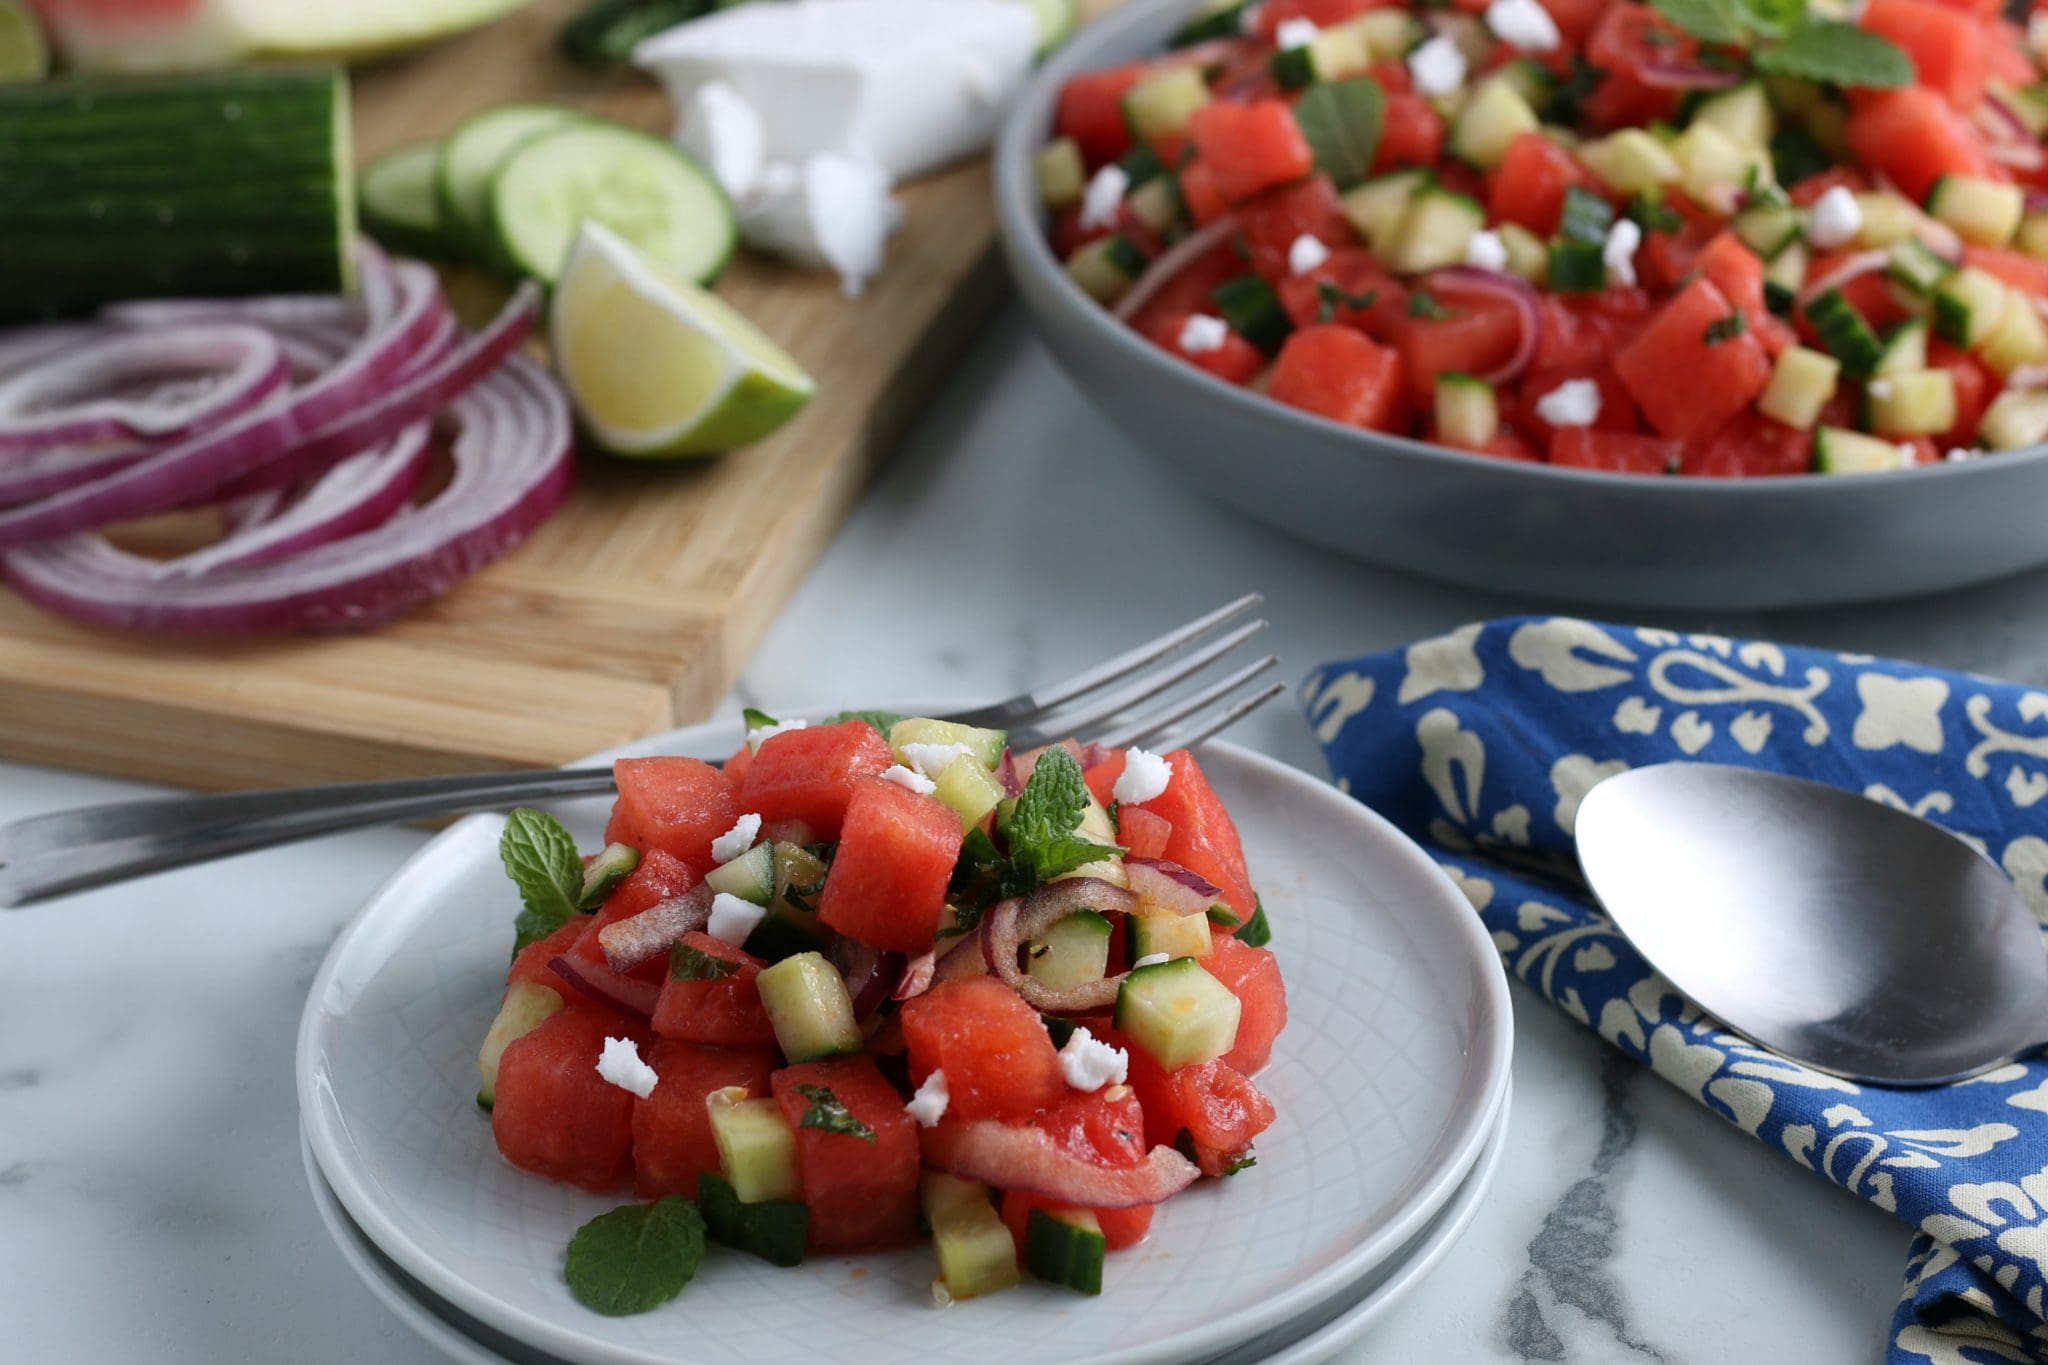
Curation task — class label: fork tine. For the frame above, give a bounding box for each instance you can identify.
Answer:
[1084,653,1280,750]
[945,593,1263,727]
[1005,618,1268,747]
[1127,679,1290,753]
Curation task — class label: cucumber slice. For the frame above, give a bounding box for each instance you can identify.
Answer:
[1756,345,1840,430]
[745,844,831,961]
[1497,222,1548,282]
[1113,956,1242,1069]
[1979,291,2048,377]
[2019,211,2048,261]
[1027,910,1114,991]
[1733,195,1799,260]
[1577,129,1681,197]
[1873,319,1929,377]
[1558,184,1614,244]
[476,980,563,1110]
[1024,1206,1106,1296]
[1886,238,1956,299]
[1035,138,1086,210]
[698,1172,807,1267]
[756,951,862,1062]
[1387,187,1484,274]
[1448,77,1538,171]
[1435,373,1500,447]
[1269,44,1318,92]
[1813,427,1910,474]
[1341,169,1430,255]
[436,103,579,260]
[1123,65,1210,142]
[1065,233,1146,304]
[1980,387,2048,449]
[489,119,734,285]
[923,1174,1021,1301]
[1129,910,1213,961]
[1933,267,2009,350]
[1210,275,1293,353]
[1926,174,2024,248]
[359,141,449,258]
[931,759,1008,831]
[1763,240,1807,313]
[1866,369,1956,437]
[706,841,775,904]
[1803,288,1883,376]
[1547,238,1605,292]
[707,1089,802,1203]
[1675,119,1768,212]
[1689,81,1774,150]
[1852,191,1918,249]
[1014,0,1078,53]
[1173,0,1247,46]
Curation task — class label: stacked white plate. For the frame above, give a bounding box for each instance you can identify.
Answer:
[297,723,1515,1365]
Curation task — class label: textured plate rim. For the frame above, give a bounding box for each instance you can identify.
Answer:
[298,723,1514,1365]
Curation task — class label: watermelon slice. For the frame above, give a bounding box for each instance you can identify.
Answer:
[31,0,538,71]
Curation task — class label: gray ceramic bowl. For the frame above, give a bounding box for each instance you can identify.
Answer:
[993,0,2048,609]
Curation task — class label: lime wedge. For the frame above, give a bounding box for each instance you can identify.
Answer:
[0,0,49,82]
[551,221,813,459]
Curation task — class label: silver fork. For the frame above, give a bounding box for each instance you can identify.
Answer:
[0,594,1284,907]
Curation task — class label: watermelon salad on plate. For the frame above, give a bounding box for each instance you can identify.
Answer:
[1039,0,2048,476]
[476,711,1286,1314]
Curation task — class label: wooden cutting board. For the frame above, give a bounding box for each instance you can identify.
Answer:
[0,0,1027,791]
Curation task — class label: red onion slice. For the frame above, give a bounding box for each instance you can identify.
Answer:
[1112,214,1240,324]
[933,927,991,983]
[599,883,715,973]
[548,955,658,1023]
[0,322,288,455]
[1974,95,2030,147]
[0,442,156,507]
[1424,267,1541,385]
[1796,249,1891,308]
[1124,857,1224,918]
[894,951,937,1002]
[996,748,1023,799]
[833,938,902,1020]
[1988,142,2045,171]
[921,1120,1200,1208]
[984,878,1139,1013]
[1638,60,1741,90]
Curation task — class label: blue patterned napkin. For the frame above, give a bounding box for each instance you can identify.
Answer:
[1302,618,2048,1364]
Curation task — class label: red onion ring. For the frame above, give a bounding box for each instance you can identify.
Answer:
[920,1119,1200,1208]
[1796,249,1891,307]
[1112,213,1241,324]
[1974,95,2030,146]
[599,883,716,974]
[933,927,991,983]
[832,938,902,1019]
[548,955,658,1023]
[0,322,287,455]
[984,878,1140,1012]
[1423,267,1541,385]
[1124,857,1224,918]
[894,951,937,1002]
[1988,142,2045,171]
[1638,60,1741,90]
[0,442,156,507]
[996,747,1023,799]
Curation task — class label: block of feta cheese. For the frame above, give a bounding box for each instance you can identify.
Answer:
[739,154,902,297]
[635,0,1039,183]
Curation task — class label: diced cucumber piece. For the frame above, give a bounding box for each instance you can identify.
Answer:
[1117,144,1167,188]
[1126,175,1182,233]
[1979,291,2048,377]
[1435,373,1499,447]
[706,840,775,904]
[756,951,862,1062]
[1387,188,1484,274]
[1578,129,1681,197]
[1236,899,1273,948]
[1886,238,1956,299]
[1035,138,1086,210]
[1024,1206,1106,1296]
[741,842,830,961]
[1804,289,1883,376]
[1027,910,1113,991]
[1341,169,1429,255]
[1927,174,2024,248]
[699,1172,808,1267]
[1733,196,1800,260]
[1757,345,1840,430]
[932,759,1007,831]
[1690,81,1774,150]
[923,1174,1021,1301]
[1448,77,1538,171]
[1675,120,1769,212]
[1211,274,1294,352]
[707,1089,802,1203]
[1060,793,1128,887]
[888,718,1006,771]
[436,104,582,261]
[1557,185,1613,244]
[1123,65,1210,143]
[1349,7,1423,61]
[1494,58,1557,114]
[1547,239,1605,293]
[1065,234,1146,305]
[1172,0,1248,46]
[1813,426,1910,474]
[577,842,641,909]
[1866,369,1956,437]
[1268,45,1317,92]
[1130,910,1214,961]
[1496,222,1548,282]
[1874,319,1929,377]
[2018,212,2048,261]
[1018,0,1079,54]
[476,980,563,1109]
[1851,191,1918,249]
[1763,240,1808,313]
[1933,267,2009,350]
[1113,957,1242,1069]
[359,141,449,260]
[1980,387,2048,449]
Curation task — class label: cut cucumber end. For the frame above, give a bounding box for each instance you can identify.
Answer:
[756,951,862,1062]
[1113,957,1242,1070]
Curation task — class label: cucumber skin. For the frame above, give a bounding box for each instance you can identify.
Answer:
[0,68,352,321]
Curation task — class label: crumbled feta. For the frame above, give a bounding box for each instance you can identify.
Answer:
[1178,314,1231,354]
[1602,218,1642,288]
[1484,0,1560,52]
[905,1068,951,1126]
[707,891,768,946]
[1897,442,1918,464]
[1464,229,1509,272]
[1407,33,1467,97]
[711,812,763,864]
[901,741,972,777]
[1275,17,1319,49]
[1806,185,1863,250]
[1288,233,1331,276]
[1947,446,1983,462]
[747,716,807,748]
[1113,747,1174,805]
[1079,163,1130,232]
[881,764,938,795]
[672,79,767,200]
[1867,378,1894,399]
[1132,951,1171,968]
[596,1036,659,1098]
[738,153,901,297]
[1058,1027,1130,1092]
[1535,378,1602,427]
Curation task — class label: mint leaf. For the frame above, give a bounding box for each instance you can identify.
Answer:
[1406,292,1453,320]
[1291,77,1383,190]
[742,707,779,730]
[563,1198,705,1316]
[1206,905,1243,928]
[793,1084,876,1143]
[1315,281,1379,322]
[1703,311,1748,344]
[502,809,584,954]
[698,1173,808,1267]
[577,842,640,910]
[824,709,906,734]
[670,943,740,981]
[1736,0,1803,39]
[1754,21,1911,87]
[1235,898,1273,947]
[1009,748,1125,881]
[1224,1150,1258,1176]
[1033,835,1120,882]
[1649,0,1742,44]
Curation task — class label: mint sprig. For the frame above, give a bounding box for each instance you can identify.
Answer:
[1008,747,1121,885]
[1648,0,1910,88]
[794,1084,876,1143]
[502,808,585,955]
[1291,77,1383,190]
[563,1198,706,1316]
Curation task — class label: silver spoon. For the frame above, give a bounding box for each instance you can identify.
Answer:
[1574,763,2048,1087]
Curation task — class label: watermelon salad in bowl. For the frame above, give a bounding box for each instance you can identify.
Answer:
[992,0,2048,607]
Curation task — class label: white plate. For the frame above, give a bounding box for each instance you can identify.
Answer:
[301,1084,1511,1365]
[298,722,1513,1365]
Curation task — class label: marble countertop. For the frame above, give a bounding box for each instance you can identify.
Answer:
[8,311,2038,1363]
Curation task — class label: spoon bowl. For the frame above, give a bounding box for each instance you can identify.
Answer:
[1574,763,2048,1086]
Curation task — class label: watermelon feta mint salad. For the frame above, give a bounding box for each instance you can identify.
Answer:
[476,711,1284,1314]
[1041,0,2048,475]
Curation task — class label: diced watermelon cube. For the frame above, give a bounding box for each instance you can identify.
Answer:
[605,757,741,875]
[772,1055,920,1252]
[1678,410,1814,477]
[1186,99,1314,203]
[651,931,777,1047]
[1142,313,1266,385]
[491,1005,641,1192]
[631,1040,776,1198]
[1548,429,1681,473]
[569,848,699,984]
[1486,130,1591,237]
[1613,279,1771,441]
[739,720,893,839]
[1267,324,1409,431]
[900,976,1067,1123]
[1861,0,1987,111]
[1113,1037,1275,1178]
[1119,806,1173,860]
[1846,86,2001,203]
[1055,63,1146,168]
[1236,175,1351,281]
[817,777,963,954]
[1202,937,1289,1074]
[507,918,586,995]
[1127,749,1258,922]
